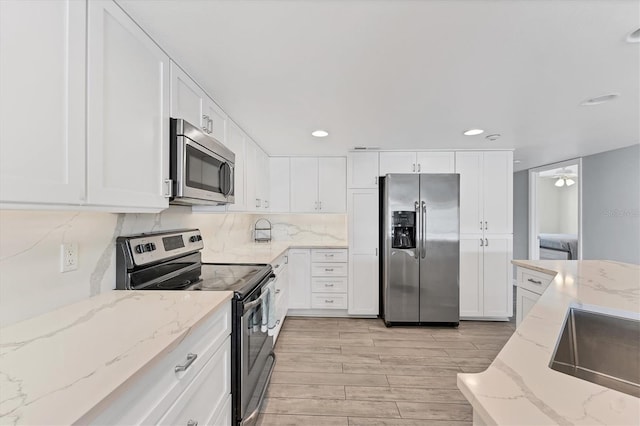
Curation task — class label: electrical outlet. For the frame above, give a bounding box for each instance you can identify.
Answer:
[61,243,78,273]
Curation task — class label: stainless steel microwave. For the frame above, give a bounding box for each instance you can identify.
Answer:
[169,118,235,206]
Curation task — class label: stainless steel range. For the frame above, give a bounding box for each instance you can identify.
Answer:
[115,229,275,426]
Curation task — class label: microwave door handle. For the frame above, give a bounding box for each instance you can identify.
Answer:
[220,162,232,196]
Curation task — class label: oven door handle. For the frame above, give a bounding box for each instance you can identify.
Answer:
[131,261,201,290]
[242,275,276,314]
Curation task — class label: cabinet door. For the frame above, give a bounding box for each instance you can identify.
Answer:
[0,0,86,205]
[204,98,227,145]
[270,157,290,212]
[379,152,416,175]
[459,236,483,318]
[87,0,170,210]
[287,249,311,309]
[244,139,258,211]
[482,151,513,234]
[226,120,245,211]
[483,236,513,318]
[290,158,319,212]
[455,152,483,234]
[348,189,379,315]
[318,157,346,213]
[416,152,454,173]
[347,152,379,188]
[169,61,205,131]
[516,287,540,327]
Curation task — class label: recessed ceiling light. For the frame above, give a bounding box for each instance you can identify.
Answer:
[311,130,329,138]
[580,93,620,106]
[627,28,640,43]
[463,129,484,136]
[514,160,522,164]
[485,134,501,141]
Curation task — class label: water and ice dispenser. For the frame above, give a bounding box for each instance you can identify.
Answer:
[392,211,416,249]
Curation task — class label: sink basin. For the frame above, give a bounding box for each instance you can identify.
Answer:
[549,308,640,397]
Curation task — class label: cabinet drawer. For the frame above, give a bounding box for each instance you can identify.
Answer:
[311,249,347,263]
[311,263,347,277]
[519,269,554,295]
[312,277,348,293]
[158,336,231,425]
[311,293,347,309]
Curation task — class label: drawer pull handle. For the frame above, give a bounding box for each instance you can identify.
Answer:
[527,278,543,285]
[275,289,281,294]
[325,268,334,272]
[274,264,280,269]
[175,353,197,373]
[325,283,334,287]
[187,420,198,426]
[325,254,334,257]
[325,299,334,303]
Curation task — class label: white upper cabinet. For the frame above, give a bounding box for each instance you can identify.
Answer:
[269,157,290,213]
[347,152,379,189]
[225,120,245,212]
[415,152,455,173]
[87,0,170,209]
[290,158,319,212]
[379,151,454,175]
[455,151,513,235]
[318,157,347,213]
[169,62,205,129]
[204,99,227,145]
[0,0,86,205]
[290,157,346,213]
[244,139,258,211]
[379,152,416,175]
[256,147,270,210]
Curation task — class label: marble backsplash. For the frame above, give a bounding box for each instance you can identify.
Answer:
[0,208,346,326]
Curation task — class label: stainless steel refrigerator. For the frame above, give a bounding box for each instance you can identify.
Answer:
[380,174,460,326]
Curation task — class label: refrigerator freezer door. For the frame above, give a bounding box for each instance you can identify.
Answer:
[419,174,460,323]
[383,174,420,323]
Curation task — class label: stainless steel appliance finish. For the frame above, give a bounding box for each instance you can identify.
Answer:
[380,174,460,325]
[115,229,275,426]
[170,118,235,206]
[550,307,640,398]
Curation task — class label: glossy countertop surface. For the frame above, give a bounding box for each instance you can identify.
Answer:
[0,290,232,425]
[202,241,348,264]
[458,260,640,425]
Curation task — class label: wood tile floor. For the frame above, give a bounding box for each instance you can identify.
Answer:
[257,316,516,426]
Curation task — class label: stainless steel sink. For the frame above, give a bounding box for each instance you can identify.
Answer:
[549,307,640,397]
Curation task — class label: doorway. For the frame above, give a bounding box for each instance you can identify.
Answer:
[528,159,582,260]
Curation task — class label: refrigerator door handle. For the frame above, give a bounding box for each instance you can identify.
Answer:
[421,201,427,259]
[414,201,420,259]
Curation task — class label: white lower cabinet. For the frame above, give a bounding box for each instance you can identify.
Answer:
[287,249,311,309]
[347,189,379,316]
[459,235,513,319]
[288,249,349,314]
[90,303,232,425]
[271,252,289,342]
[515,267,555,327]
[158,336,230,425]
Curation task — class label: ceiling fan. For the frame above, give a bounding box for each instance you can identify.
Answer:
[552,168,577,187]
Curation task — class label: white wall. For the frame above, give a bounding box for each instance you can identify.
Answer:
[536,177,578,234]
[0,208,346,326]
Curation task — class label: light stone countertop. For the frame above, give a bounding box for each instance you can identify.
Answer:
[0,290,232,425]
[458,260,640,425]
[202,241,348,264]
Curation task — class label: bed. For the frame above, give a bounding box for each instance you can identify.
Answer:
[539,233,578,260]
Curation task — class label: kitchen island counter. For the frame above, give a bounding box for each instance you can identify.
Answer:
[0,290,232,425]
[458,260,640,425]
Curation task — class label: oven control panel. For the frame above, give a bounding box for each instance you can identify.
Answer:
[126,229,203,266]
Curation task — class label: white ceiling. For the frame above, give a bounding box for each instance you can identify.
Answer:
[117,0,640,171]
